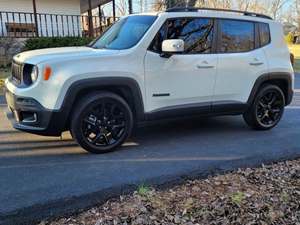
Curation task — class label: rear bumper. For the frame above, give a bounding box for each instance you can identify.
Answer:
[4,88,65,136]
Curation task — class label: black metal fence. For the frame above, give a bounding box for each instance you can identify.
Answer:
[0,11,116,38]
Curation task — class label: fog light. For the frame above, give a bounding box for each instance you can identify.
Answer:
[20,111,37,123]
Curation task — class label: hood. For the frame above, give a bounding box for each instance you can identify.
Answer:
[13,47,120,65]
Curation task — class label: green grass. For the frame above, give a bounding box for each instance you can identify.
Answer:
[137,184,151,196]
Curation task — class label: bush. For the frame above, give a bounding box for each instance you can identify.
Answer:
[285,33,294,44]
[22,37,95,51]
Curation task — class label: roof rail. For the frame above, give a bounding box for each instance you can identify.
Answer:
[165,7,273,20]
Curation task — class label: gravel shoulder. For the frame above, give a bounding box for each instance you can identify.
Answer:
[42,159,300,225]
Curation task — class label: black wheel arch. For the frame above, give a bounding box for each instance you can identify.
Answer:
[247,72,293,107]
[57,77,145,131]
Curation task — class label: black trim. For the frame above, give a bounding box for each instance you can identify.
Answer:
[4,73,293,136]
[4,89,63,136]
[58,77,145,129]
[4,77,145,136]
[247,72,294,106]
[145,101,248,120]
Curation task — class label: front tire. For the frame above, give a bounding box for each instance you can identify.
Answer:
[70,92,133,154]
[243,85,285,130]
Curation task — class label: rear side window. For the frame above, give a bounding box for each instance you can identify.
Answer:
[219,19,255,53]
[149,18,214,54]
[259,23,271,47]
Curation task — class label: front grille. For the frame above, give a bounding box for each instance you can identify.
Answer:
[11,61,23,84]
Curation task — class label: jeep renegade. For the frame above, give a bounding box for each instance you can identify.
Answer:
[4,8,294,153]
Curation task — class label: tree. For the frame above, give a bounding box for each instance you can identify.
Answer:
[269,0,289,20]
[116,0,128,15]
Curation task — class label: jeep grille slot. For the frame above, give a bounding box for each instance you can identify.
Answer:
[11,62,23,85]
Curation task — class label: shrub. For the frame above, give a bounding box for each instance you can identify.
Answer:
[285,32,294,44]
[22,37,95,51]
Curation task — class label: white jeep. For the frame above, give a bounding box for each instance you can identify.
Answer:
[4,8,294,153]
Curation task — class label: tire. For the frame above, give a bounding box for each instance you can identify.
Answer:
[70,92,134,154]
[243,84,285,130]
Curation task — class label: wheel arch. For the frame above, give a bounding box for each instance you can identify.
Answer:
[58,77,145,131]
[247,72,293,106]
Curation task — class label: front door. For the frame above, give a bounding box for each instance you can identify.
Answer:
[144,17,218,113]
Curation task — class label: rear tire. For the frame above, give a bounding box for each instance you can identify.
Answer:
[70,92,133,154]
[243,85,285,130]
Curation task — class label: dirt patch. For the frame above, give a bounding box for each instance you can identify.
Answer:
[41,159,300,225]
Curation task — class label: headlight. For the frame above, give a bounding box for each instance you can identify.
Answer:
[30,66,38,83]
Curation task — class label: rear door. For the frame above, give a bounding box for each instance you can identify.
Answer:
[213,19,269,108]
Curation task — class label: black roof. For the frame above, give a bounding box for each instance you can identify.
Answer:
[165,7,272,20]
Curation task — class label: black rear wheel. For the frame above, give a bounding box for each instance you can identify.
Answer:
[71,92,133,153]
[243,85,285,130]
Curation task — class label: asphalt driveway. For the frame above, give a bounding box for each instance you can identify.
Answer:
[1,75,300,225]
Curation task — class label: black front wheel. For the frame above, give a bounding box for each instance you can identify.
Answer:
[243,85,285,130]
[70,92,133,153]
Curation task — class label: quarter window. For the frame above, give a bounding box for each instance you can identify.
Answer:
[149,18,214,54]
[259,23,270,47]
[219,20,255,53]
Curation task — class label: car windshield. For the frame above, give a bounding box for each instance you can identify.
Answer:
[91,15,157,50]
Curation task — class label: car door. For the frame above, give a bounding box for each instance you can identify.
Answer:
[213,19,268,108]
[144,17,218,114]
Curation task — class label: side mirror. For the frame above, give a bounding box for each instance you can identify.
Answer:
[161,39,184,58]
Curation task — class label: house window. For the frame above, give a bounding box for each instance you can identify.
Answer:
[149,18,214,54]
[219,19,255,53]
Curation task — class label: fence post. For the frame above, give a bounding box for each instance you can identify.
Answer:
[128,0,133,14]
[98,5,102,33]
[112,0,116,21]
[87,0,94,37]
[32,0,39,37]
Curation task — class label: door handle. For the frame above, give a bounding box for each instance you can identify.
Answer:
[197,65,215,69]
[249,62,264,66]
[249,58,264,66]
[197,61,214,69]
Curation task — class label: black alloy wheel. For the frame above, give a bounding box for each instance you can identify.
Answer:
[255,89,284,128]
[71,92,133,153]
[243,85,285,130]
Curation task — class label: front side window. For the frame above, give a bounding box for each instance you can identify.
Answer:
[149,18,214,54]
[219,20,255,53]
[92,15,157,50]
[259,23,271,47]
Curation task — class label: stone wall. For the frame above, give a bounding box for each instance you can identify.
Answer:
[0,38,26,67]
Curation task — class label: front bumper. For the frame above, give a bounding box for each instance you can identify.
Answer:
[4,88,64,136]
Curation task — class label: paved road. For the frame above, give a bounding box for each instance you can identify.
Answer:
[1,76,300,225]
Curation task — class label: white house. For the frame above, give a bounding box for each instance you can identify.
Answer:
[0,0,117,38]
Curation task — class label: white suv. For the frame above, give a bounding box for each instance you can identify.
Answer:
[4,8,294,153]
